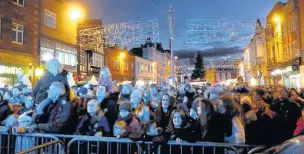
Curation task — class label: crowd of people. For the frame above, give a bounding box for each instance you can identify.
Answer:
[1,58,304,151]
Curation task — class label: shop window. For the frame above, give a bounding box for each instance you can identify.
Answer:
[13,0,24,6]
[41,47,55,62]
[44,10,56,28]
[12,22,23,44]
[92,54,103,67]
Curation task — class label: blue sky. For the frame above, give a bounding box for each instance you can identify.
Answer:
[78,0,285,55]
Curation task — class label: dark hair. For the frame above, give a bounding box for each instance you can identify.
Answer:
[165,108,187,133]
[219,94,242,117]
[255,88,265,96]
[155,94,176,123]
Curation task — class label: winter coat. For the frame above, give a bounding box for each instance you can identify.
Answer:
[270,98,301,140]
[0,100,12,123]
[202,113,228,142]
[118,113,141,133]
[99,96,118,135]
[32,71,69,104]
[246,111,281,145]
[154,110,172,130]
[97,76,113,93]
[165,121,201,143]
[34,97,73,134]
[224,116,245,144]
[76,113,111,137]
[294,117,304,136]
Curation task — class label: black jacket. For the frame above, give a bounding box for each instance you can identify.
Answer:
[270,98,301,141]
[34,97,73,134]
[0,100,12,123]
[32,70,69,105]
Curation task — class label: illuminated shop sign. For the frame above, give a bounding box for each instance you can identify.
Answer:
[0,65,22,75]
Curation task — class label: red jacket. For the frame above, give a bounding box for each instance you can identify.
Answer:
[294,117,304,136]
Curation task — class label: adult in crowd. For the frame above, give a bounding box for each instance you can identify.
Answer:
[27,81,73,134]
[96,85,118,135]
[154,94,175,130]
[76,99,110,136]
[270,87,301,142]
[118,84,132,103]
[97,67,113,94]
[117,101,141,133]
[165,109,200,143]
[190,97,226,142]
[218,94,245,144]
[130,90,150,123]
[32,59,69,105]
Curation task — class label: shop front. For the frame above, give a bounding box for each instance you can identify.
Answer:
[270,66,300,89]
[0,64,30,86]
[0,50,34,86]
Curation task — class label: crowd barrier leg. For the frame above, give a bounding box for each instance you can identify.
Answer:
[0,133,64,154]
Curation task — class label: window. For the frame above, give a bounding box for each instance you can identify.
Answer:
[114,59,120,70]
[44,10,56,28]
[12,23,23,44]
[41,47,55,62]
[132,63,134,70]
[92,54,104,67]
[13,0,24,6]
[221,73,226,81]
[55,51,77,67]
[151,66,153,73]
[227,73,231,80]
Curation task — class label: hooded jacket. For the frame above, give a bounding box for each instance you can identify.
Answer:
[32,70,69,105]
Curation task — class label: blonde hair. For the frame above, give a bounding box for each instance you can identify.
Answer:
[115,120,127,128]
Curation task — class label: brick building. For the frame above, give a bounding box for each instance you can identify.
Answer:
[0,0,39,85]
[104,45,135,83]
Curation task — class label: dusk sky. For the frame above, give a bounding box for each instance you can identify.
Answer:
[77,0,286,57]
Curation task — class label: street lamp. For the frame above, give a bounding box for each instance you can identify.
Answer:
[120,52,126,59]
[69,7,82,22]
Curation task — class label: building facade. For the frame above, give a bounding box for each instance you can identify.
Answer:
[77,19,104,81]
[266,0,304,89]
[39,0,79,78]
[0,0,39,86]
[134,56,157,86]
[130,38,171,84]
[104,46,135,83]
[245,20,268,86]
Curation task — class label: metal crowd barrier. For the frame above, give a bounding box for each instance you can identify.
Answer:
[0,132,263,154]
[0,132,64,154]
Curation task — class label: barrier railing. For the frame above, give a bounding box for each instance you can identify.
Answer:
[0,132,64,154]
[18,140,64,154]
[0,132,263,154]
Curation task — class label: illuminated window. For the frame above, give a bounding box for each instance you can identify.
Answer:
[12,23,23,44]
[44,10,56,28]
